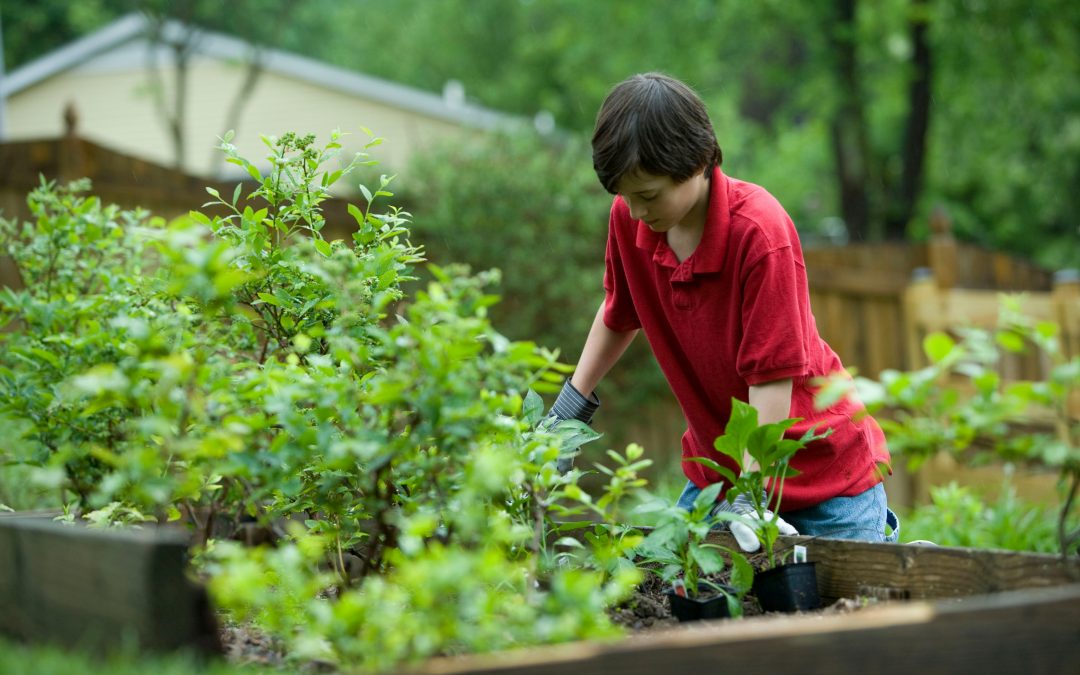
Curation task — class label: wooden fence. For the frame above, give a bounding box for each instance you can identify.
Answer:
[804,215,1079,507]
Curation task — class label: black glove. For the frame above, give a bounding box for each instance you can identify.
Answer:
[545,380,599,473]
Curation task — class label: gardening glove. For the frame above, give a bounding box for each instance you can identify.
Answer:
[713,493,799,553]
[545,380,600,473]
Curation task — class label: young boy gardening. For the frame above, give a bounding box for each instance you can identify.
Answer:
[548,73,898,551]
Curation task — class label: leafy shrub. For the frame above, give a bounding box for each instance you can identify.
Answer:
[902,479,1064,553]
[819,299,1079,556]
[0,129,645,669]
[0,178,164,506]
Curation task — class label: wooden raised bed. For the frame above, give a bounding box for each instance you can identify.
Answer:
[0,513,219,655]
[415,533,1080,675]
[1,516,1077,673]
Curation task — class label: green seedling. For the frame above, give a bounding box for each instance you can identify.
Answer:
[689,399,830,569]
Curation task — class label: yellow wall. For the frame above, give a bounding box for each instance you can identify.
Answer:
[6,56,476,183]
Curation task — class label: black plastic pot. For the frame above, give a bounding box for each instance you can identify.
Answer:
[665,584,733,622]
[752,561,821,613]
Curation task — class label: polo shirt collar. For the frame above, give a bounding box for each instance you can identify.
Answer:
[634,166,730,274]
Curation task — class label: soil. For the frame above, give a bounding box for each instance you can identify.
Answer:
[606,554,874,630]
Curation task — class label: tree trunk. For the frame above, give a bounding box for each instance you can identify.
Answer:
[827,0,877,242]
[886,0,933,239]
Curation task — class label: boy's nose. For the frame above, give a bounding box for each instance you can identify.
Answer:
[627,200,646,221]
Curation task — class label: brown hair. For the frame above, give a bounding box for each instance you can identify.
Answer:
[591,73,722,194]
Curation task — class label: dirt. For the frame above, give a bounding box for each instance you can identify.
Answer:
[607,556,875,631]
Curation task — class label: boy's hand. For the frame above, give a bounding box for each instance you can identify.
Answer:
[545,380,600,473]
[714,493,799,552]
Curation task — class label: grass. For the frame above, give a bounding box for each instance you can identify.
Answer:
[0,636,272,675]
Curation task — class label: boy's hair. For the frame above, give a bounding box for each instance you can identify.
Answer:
[592,73,722,195]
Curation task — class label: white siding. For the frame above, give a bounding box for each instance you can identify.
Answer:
[6,46,476,183]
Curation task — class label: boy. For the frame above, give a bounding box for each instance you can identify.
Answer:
[548,73,898,551]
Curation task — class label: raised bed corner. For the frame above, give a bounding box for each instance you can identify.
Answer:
[0,514,219,656]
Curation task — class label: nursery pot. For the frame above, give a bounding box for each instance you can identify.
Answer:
[752,561,821,613]
[666,584,733,622]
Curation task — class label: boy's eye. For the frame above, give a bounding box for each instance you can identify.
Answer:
[641,193,658,201]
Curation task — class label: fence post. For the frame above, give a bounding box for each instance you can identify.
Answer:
[927,205,957,289]
[1053,269,1080,361]
[903,267,938,369]
[58,102,86,183]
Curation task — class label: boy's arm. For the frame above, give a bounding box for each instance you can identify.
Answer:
[569,302,638,398]
[720,377,798,550]
[745,378,794,472]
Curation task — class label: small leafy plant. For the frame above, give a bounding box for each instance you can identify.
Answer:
[634,482,753,615]
[549,441,651,587]
[689,399,829,569]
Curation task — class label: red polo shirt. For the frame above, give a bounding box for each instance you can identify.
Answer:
[602,167,890,511]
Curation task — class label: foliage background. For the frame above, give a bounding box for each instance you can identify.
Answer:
[3,0,1078,476]
[4,0,1077,263]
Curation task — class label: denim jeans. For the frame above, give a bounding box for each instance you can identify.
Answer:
[676,480,900,543]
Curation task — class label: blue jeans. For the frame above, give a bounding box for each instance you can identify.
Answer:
[676,480,900,543]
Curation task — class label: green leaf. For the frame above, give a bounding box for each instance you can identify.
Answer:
[347,203,365,226]
[687,456,738,486]
[523,389,545,427]
[314,238,332,257]
[189,210,213,228]
[692,482,723,511]
[923,332,956,363]
[995,330,1026,353]
[28,348,61,369]
[257,292,284,307]
[691,543,725,575]
[728,552,754,593]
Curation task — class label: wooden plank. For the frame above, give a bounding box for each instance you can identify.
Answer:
[756,534,1079,601]
[551,527,1078,603]
[0,517,219,655]
[805,266,908,298]
[415,584,1080,675]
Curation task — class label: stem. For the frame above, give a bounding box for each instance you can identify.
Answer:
[182,500,204,534]
[1059,470,1079,561]
[527,485,544,594]
[335,532,350,589]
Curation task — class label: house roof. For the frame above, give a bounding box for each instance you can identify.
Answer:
[1,12,518,132]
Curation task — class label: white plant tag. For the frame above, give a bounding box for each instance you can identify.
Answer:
[793,544,808,564]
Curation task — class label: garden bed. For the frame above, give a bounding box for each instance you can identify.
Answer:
[414,532,1080,675]
[3,515,1077,674]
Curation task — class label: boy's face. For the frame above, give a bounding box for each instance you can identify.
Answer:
[614,168,710,233]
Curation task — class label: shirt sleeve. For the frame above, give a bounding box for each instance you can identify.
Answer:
[602,201,642,332]
[737,245,809,385]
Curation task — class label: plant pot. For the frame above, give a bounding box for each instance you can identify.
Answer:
[752,561,821,613]
[665,584,733,622]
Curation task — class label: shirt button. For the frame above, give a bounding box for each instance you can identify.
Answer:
[673,289,692,309]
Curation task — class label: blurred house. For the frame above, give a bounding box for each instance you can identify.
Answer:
[0,13,517,182]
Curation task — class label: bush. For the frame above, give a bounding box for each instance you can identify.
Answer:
[903,479,1064,552]
[0,129,647,670]
[819,299,1080,556]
